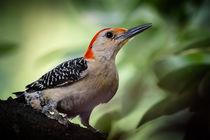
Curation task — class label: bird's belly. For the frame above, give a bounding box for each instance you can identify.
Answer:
[52,72,119,114]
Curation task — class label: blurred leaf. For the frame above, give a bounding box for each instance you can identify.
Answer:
[0,43,18,56]
[175,36,210,54]
[138,64,210,127]
[188,72,210,113]
[158,64,210,93]
[35,47,83,67]
[94,110,120,133]
[123,109,192,140]
[154,52,210,80]
[121,79,147,116]
[142,0,205,24]
[138,84,197,127]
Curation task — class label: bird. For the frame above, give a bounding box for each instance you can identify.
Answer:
[13,23,152,130]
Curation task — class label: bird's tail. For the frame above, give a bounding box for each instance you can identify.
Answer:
[13,91,24,97]
[12,91,26,103]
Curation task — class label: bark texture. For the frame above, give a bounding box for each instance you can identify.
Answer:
[0,97,106,140]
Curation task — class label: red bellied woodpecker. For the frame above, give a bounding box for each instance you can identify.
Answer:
[14,23,152,130]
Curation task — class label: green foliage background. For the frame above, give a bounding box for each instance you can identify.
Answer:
[0,0,210,139]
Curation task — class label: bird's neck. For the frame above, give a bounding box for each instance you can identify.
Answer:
[85,55,116,69]
[86,57,118,78]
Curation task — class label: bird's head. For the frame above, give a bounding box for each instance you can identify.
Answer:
[84,23,152,61]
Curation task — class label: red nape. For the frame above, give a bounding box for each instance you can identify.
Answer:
[84,28,111,59]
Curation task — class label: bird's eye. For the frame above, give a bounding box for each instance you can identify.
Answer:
[106,32,113,38]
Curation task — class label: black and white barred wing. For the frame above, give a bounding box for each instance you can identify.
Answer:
[26,57,88,92]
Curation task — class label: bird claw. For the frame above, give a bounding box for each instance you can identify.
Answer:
[41,104,71,126]
[57,115,70,126]
[42,110,69,125]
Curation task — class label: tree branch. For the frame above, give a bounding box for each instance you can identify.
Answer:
[0,97,106,140]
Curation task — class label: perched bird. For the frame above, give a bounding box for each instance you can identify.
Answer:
[14,23,152,130]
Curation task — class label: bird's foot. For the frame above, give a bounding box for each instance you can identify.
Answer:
[56,114,71,126]
[41,104,72,127]
[42,109,71,126]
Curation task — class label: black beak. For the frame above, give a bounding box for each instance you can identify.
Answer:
[116,23,152,40]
